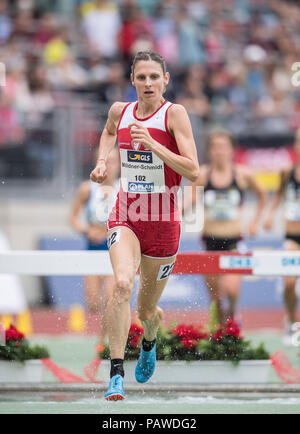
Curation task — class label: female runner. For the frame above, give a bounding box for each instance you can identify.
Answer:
[70,148,119,348]
[184,129,266,325]
[90,50,200,400]
[264,127,300,345]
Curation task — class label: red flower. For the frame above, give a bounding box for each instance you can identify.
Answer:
[225,319,241,338]
[172,325,200,339]
[181,338,198,349]
[127,323,144,348]
[129,335,140,348]
[172,325,185,337]
[213,330,225,342]
[5,324,25,342]
[172,324,208,348]
[128,324,144,338]
[212,319,241,341]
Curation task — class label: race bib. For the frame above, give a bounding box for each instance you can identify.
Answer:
[205,189,240,221]
[119,149,165,194]
[157,262,175,281]
[107,229,120,249]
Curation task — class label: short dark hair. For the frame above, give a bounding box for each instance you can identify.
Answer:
[131,50,167,76]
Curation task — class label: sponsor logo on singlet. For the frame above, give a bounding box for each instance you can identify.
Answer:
[127,150,153,163]
[128,182,154,193]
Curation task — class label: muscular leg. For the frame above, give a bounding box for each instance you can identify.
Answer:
[106,227,141,359]
[137,255,177,341]
[221,274,242,321]
[97,275,114,347]
[205,274,225,325]
[283,240,299,324]
[84,275,101,313]
[284,276,298,324]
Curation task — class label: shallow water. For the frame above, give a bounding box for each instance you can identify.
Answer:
[0,393,299,414]
[1,332,299,414]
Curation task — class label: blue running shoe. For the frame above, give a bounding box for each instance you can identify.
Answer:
[135,344,156,383]
[104,374,125,401]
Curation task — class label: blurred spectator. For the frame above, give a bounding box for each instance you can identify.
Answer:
[2,0,300,173]
[118,2,154,64]
[254,85,293,133]
[95,61,126,103]
[118,2,137,62]
[20,63,54,126]
[233,0,251,24]
[85,51,110,86]
[226,63,251,134]
[176,64,209,163]
[0,78,24,148]
[0,70,27,179]
[204,18,225,67]
[47,51,89,90]
[137,0,160,17]
[175,5,205,66]
[12,7,35,42]
[34,0,75,15]
[103,61,126,102]
[33,12,56,46]
[43,26,70,66]
[176,66,210,118]
[205,68,231,125]
[185,0,210,27]
[81,0,121,58]
[153,1,178,65]
[0,0,12,44]
[227,64,249,112]
[243,44,268,104]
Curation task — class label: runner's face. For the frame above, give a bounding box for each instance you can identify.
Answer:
[209,135,234,165]
[131,60,169,102]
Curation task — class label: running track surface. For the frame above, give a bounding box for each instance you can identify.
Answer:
[9,308,292,335]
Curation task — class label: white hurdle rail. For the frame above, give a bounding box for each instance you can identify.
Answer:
[1,250,300,276]
[0,251,113,276]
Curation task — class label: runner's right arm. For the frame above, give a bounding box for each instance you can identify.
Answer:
[264,167,292,230]
[90,102,126,184]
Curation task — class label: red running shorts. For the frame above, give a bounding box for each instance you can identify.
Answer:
[107,219,181,258]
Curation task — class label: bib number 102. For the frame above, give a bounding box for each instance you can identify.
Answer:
[135,175,146,181]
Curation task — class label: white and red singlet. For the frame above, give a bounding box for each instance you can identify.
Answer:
[107,101,181,258]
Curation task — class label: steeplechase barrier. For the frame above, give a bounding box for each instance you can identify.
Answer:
[1,249,300,386]
[1,250,300,276]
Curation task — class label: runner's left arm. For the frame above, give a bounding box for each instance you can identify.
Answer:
[264,166,292,230]
[128,104,200,182]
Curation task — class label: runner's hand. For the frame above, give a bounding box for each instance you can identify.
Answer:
[90,160,107,184]
[128,121,155,150]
